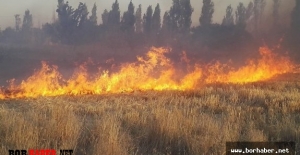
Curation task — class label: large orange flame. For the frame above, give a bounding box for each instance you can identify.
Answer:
[0,46,295,99]
[205,47,294,83]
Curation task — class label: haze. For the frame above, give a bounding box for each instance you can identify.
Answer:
[0,0,254,29]
[0,0,295,30]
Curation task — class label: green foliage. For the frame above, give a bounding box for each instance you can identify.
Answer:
[199,0,214,27]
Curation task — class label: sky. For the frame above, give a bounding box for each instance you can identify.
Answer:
[0,0,294,29]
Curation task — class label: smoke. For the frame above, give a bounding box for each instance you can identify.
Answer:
[260,0,295,31]
[0,0,299,86]
[0,0,261,28]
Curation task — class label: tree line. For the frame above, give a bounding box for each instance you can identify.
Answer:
[0,0,299,57]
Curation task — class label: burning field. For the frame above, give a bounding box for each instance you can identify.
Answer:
[0,46,300,154]
[0,46,296,99]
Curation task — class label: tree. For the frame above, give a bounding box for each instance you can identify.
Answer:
[246,1,254,20]
[56,0,75,42]
[169,0,180,32]
[121,1,135,33]
[162,11,171,33]
[73,2,89,28]
[102,9,109,25]
[253,0,266,32]
[235,2,247,29]
[56,0,74,28]
[199,0,214,26]
[169,0,193,33]
[55,0,92,44]
[143,5,153,34]
[222,5,234,26]
[135,4,142,33]
[152,4,161,34]
[244,1,254,32]
[89,3,97,25]
[108,0,121,29]
[180,0,193,32]
[14,14,21,31]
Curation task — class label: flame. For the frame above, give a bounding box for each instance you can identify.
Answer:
[205,47,294,83]
[0,46,295,99]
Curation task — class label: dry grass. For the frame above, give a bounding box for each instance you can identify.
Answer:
[0,77,300,155]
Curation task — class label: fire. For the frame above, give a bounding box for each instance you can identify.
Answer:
[0,46,295,99]
[205,47,294,83]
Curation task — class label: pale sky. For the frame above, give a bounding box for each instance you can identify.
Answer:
[0,0,294,29]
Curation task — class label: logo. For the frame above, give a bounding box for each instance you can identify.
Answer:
[9,149,73,155]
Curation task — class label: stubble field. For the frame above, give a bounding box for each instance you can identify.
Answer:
[0,73,300,155]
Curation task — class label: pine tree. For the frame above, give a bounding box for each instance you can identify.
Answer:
[199,0,214,26]
[222,5,234,26]
[89,3,97,25]
[135,4,142,33]
[152,4,161,34]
